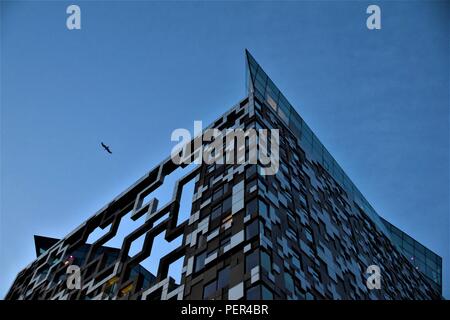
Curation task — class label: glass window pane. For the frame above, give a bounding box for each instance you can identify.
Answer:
[212,186,223,201]
[195,251,207,272]
[203,280,217,299]
[258,200,268,217]
[222,196,232,213]
[402,240,414,255]
[218,267,230,289]
[211,204,222,220]
[246,286,260,300]
[403,234,414,246]
[245,250,259,273]
[246,199,258,217]
[246,220,259,240]
[262,286,274,300]
[284,272,294,293]
[261,251,271,271]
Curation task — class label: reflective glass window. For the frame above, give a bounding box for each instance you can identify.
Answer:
[217,267,230,289]
[245,250,259,273]
[203,280,217,299]
[262,286,274,300]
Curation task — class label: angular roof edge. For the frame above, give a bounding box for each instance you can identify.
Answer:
[244,50,392,240]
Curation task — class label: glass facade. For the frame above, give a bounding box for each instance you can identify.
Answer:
[381,218,442,292]
[246,49,390,239]
[246,50,442,295]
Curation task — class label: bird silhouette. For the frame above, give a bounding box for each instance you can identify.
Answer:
[101,142,112,154]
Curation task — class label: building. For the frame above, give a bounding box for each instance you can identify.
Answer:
[5,51,442,300]
[380,219,442,294]
[32,235,165,299]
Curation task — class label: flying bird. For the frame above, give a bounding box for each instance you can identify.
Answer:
[101,142,112,154]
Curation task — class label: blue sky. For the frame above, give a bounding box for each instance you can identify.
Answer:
[1,0,449,298]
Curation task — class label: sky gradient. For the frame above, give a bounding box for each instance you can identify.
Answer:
[1,0,449,298]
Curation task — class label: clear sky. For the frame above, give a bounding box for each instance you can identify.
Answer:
[1,0,449,298]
